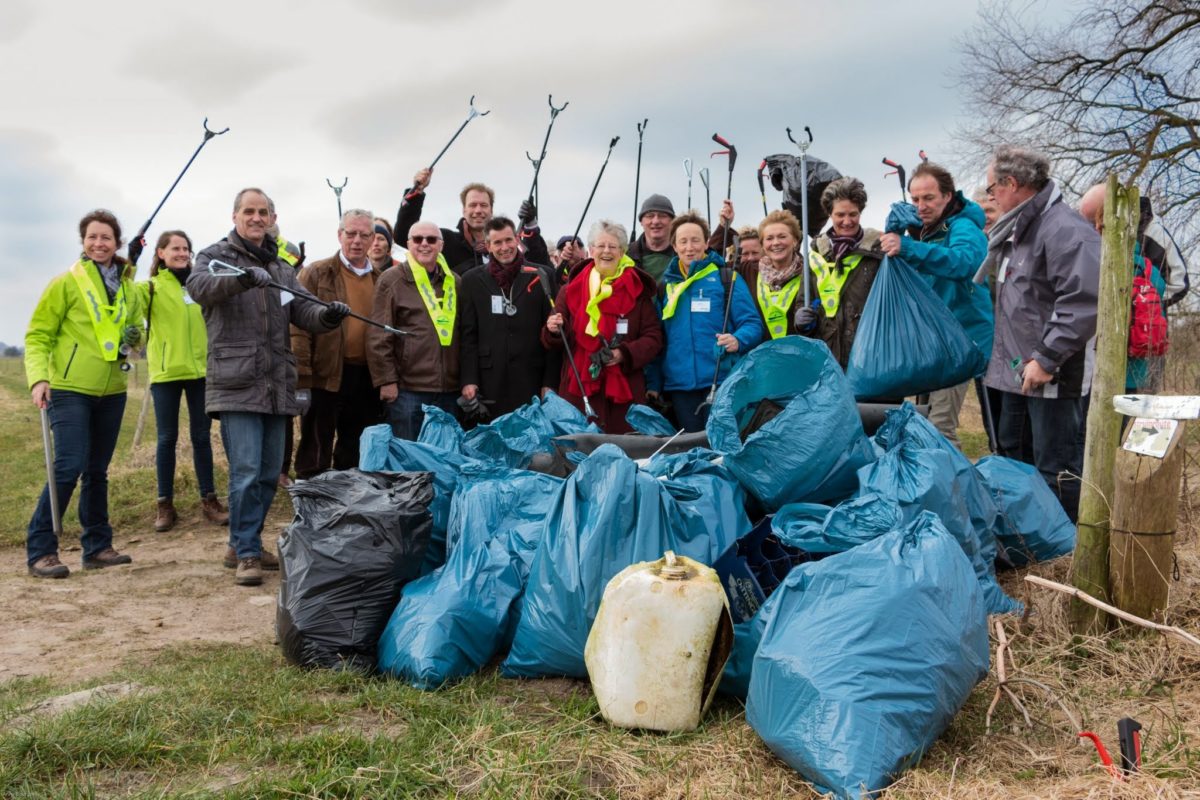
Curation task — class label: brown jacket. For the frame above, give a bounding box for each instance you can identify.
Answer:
[367,259,461,393]
[290,253,382,392]
[809,228,884,369]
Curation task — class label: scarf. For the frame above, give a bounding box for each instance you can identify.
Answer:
[585,256,635,336]
[232,231,277,265]
[758,253,804,290]
[168,265,192,286]
[828,227,864,265]
[488,253,523,292]
[565,259,641,404]
[978,194,1037,284]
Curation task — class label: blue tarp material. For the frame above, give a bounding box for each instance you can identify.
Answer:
[377,470,562,688]
[625,403,676,436]
[503,445,744,678]
[719,587,783,699]
[462,392,598,468]
[976,455,1076,567]
[845,254,986,400]
[417,406,466,452]
[746,512,990,799]
[706,337,875,511]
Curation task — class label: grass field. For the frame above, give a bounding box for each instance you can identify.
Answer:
[2,355,1199,799]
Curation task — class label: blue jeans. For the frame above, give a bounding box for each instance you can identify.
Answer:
[997,391,1083,522]
[151,378,215,499]
[26,389,127,565]
[219,412,286,559]
[386,391,459,441]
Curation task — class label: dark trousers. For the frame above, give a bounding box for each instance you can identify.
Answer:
[295,363,381,477]
[26,389,126,565]
[996,391,1083,522]
[386,390,459,441]
[150,378,215,499]
[281,417,295,478]
[670,389,711,433]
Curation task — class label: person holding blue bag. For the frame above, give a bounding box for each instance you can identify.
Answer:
[879,163,992,447]
[647,210,764,432]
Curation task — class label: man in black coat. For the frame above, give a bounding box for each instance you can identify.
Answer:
[459,217,557,419]
[394,168,551,275]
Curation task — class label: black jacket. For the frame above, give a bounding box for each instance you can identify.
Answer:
[459,261,558,417]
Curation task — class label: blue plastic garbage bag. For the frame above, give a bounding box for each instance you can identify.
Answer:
[707,337,875,510]
[775,493,902,554]
[626,403,676,436]
[503,445,741,678]
[643,449,753,547]
[418,406,465,452]
[460,391,597,468]
[377,470,562,688]
[719,587,784,698]
[845,255,986,400]
[747,512,990,799]
[885,201,922,234]
[976,455,1076,567]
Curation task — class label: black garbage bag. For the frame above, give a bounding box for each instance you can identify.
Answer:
[277,469,434,672]
[764,153,842,236]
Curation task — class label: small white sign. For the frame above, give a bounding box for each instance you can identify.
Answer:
[491,295,504,314]
[1113,394,1200,420]
[1123,417,1179,459]
[616,318,629,335]
[691,298,712,313]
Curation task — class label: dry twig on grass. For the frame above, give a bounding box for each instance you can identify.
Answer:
[1025,575,1200,648]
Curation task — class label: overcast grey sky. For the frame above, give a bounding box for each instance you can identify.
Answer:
[0,0,1066,347]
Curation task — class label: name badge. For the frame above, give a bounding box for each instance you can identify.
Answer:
[491,295,504,314]
[616,318,629,335]
[182,290,195,305]
[691,298,712,313]
[280,290,294,306]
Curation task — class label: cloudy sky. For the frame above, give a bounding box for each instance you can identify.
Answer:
[0,0,1071,347]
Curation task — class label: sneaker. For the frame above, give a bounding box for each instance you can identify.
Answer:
[224,546,279,571]
[235,557,263,586]
[201,493,229,526]
[29,553,70,579]
[155,498,177,532]
[82,548,133,570]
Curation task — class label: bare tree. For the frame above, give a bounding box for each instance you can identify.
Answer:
[958,0,1199,259]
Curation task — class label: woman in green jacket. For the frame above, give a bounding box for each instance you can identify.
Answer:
[136,231,228,532]
[24,209,143,578]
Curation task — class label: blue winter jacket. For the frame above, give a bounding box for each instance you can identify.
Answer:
[899,193,994,360]
[648,251,765,392]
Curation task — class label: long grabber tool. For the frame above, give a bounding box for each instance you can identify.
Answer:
[699,167,711,227]
[756,160,769,217]
[683,158,694,209]
[631,118,648,239]
[207,259,410,336]
[532,267,599,425]
[881,157,907,202]
[130,118,229,263]
[326,177,347,219]
[789,125,814,306]
[697,132,739,418]
[525,95,568,210]
[40,407,63,541]
[429,95,490,170]
[569,136,621,244]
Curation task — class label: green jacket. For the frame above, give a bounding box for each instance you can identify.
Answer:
[135,270,207,384]
[25,258,144,397]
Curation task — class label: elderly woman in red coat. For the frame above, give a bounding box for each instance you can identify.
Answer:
[542,219,663,433]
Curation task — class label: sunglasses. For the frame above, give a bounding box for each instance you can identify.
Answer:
[409,235,441,245]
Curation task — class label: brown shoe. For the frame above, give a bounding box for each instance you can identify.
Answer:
[201,493,229,525]
[82,547,133,570]
[155,498,177,532]
[235,557,263,586]
[29,553,70,579]
[225,546,279,571]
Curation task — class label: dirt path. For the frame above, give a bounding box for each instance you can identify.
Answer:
[0,506,292,683]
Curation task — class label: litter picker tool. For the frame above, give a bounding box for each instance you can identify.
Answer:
[129,118,229,263]
[789,126,814,306]
[631,118,648,239]
[526,152,540,207]
[532,265,599,425]
[919,149,929,163]
[569,136,621,245]
[39,407,63,542]
[881,157,907,202]
[525,95,568,212]
[697,132,739,417]
[683,158,694,209]
[756,160,769,217]
[428,95,490,170]
[699,167,711,227]
[326,177,347,220]
[206,259,410,337]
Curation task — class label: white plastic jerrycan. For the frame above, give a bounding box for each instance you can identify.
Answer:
[585,550,734,732]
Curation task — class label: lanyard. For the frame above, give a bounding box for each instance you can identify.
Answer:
[661,263,719,320]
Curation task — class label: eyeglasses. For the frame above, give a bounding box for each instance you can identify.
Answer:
[985,178,1004,198]
[409,235,441,245]
[341,231,373,239]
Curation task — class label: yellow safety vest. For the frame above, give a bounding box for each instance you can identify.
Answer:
[757,273,803,339]
[67,259,129,361]
[408,254,456,346]
[808,250,863,318]
[276,236,299,267]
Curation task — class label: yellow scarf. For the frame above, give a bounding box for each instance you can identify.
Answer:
[585,254,634,336]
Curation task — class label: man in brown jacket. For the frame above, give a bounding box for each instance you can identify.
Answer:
[368,220,461,440]
[291,209,383,477]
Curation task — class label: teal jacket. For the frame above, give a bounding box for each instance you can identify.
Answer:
[134,269,207,384]
[899,193,994,360]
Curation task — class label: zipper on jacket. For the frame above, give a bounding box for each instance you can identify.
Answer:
[61,343,78,380]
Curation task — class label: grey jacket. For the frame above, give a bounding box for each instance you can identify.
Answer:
[983,182,1100,398]
[189,232,333,416]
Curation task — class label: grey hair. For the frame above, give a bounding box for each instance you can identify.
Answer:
[587,219,629,251]
[971,187,990,204]
[991,145,1051,191]
[233,187,272,213]
[820,177,868,215]
[339,208,375,231]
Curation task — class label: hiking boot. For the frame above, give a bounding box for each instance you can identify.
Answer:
[201,493,229,526]
[82,548,133,570]
[29,553,70,579]
[235,557,263,586]
[224,546,279,571]
[155,498,177,532]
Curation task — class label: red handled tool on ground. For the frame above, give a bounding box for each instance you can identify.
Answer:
[1079,717,1142,780]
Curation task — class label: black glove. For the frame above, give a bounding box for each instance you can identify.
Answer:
[127,235,145,266]
[121,325,142,348]
[794,305,818,332]
[320,301,351,327]
[238,267,272,289]
[518,199,538,228]
[457,393,490,422]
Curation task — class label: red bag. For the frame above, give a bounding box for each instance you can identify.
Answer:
[1128,257,1168,358]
